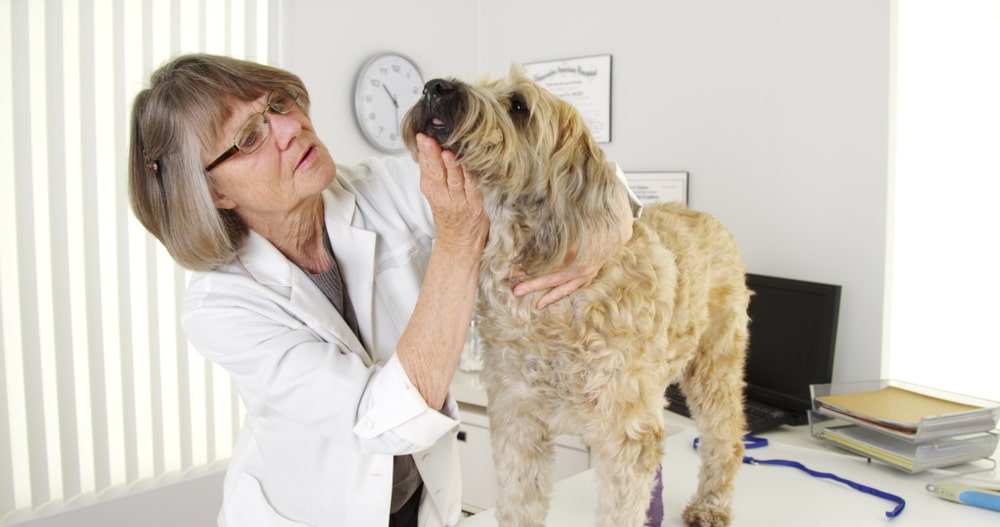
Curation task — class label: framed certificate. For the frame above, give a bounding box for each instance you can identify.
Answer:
[523,54,612,142]
[624,172,689,206]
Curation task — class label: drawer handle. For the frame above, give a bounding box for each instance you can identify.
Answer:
[457,430,467,442]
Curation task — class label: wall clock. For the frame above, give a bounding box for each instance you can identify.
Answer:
[354,53,425,152]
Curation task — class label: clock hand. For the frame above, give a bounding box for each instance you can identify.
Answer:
[382,84,403,133]
[382,84,399,108]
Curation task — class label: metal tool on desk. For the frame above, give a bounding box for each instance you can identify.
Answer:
[926,481,1000,512]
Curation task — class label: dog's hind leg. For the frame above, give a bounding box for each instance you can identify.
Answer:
[488,405,556,527]
[679,303,749,527]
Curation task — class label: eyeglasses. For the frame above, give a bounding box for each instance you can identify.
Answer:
[205,88,300,172]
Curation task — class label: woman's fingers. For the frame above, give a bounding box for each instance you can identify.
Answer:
[416,133,487,249]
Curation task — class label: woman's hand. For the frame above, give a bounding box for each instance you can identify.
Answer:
[416,133,488,252]
[514,188,634,308]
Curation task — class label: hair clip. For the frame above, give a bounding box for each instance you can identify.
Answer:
[142,149,160,175]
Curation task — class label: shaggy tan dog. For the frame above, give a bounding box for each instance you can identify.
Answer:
[402,67,750,527]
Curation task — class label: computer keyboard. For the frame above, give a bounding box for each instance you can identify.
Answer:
[665,384,792,435]
[742,398,793,434]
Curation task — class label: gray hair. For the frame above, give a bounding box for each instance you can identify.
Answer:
[128,53,311,271]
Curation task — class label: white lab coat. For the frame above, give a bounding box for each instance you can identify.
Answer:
[181,156,464,527]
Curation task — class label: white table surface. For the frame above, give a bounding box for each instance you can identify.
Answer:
[458,412,999,527]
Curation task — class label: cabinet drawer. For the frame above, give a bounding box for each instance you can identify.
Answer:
[456,420,496,513]
[456,404,590,513]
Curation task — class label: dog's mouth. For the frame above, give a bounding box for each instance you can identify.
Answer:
[427,116,452,143]
[405,78,465,149]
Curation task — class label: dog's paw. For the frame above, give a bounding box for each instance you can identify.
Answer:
[682,502,731,527]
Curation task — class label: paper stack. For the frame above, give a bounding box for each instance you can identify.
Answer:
[810,380,1000,473]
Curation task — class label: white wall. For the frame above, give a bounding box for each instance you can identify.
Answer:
[286,0,892,385]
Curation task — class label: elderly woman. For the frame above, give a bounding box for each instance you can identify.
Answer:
[128,54,631,527]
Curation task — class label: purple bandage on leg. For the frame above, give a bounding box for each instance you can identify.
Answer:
[645,463,664,526]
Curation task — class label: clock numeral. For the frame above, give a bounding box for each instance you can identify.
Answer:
[356,54,423,150]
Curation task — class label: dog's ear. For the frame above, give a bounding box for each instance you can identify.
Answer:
[516,106,622,274]
[508,62,527,80]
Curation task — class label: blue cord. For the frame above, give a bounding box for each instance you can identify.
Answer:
[693,435,906,518]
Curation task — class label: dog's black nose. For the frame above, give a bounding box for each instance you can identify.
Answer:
[424,78,456,101]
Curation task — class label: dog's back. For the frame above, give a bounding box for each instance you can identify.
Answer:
[638,202,749,370]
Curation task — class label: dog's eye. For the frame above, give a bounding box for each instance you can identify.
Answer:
[509,96,529,114]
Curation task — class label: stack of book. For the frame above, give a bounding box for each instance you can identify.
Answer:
[809,380,1000,473]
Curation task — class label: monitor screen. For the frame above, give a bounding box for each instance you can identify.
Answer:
[743,273,842,417]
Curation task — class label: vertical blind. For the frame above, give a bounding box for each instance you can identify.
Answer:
[0,0,280,522]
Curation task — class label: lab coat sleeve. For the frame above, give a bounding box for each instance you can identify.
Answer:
[353,354,460,443]
[611,162,643,219]
[181,271,459,456]
[342,155,437,240]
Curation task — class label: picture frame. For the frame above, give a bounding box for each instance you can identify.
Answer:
[624,171,689,206]
[523,54,612,143]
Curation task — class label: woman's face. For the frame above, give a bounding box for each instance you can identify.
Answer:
[205,90,336,226]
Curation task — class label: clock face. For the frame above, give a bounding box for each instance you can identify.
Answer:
[354,54,425,152]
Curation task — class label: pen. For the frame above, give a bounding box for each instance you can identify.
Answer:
[926,482,1000,513]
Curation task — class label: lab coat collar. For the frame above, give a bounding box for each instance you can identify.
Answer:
[321,186,378,354]
[237,185,375,360]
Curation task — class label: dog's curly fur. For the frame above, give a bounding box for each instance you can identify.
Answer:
[402,66,750,527]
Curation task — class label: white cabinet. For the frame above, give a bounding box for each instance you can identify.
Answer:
[455,404,498,513]
[452,372,590,513]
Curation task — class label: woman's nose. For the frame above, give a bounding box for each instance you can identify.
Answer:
[267,110,303,150]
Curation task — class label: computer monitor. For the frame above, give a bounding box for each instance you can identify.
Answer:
[743,273,842,423]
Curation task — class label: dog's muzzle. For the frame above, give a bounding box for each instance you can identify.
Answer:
[416,78,461,145]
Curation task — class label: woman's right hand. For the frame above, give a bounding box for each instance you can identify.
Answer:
[397,134,487,411]
[415,133,488,252]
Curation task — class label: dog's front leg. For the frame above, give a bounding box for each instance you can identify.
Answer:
[588,426,664,527]
[488,405,556,527]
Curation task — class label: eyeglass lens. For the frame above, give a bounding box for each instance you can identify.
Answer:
[235,89,296,155]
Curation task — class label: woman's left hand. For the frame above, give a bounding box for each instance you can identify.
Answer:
[511,249,603,309]
[513,189,634,308]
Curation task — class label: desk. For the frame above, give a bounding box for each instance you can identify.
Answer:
[458,412,998,526]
